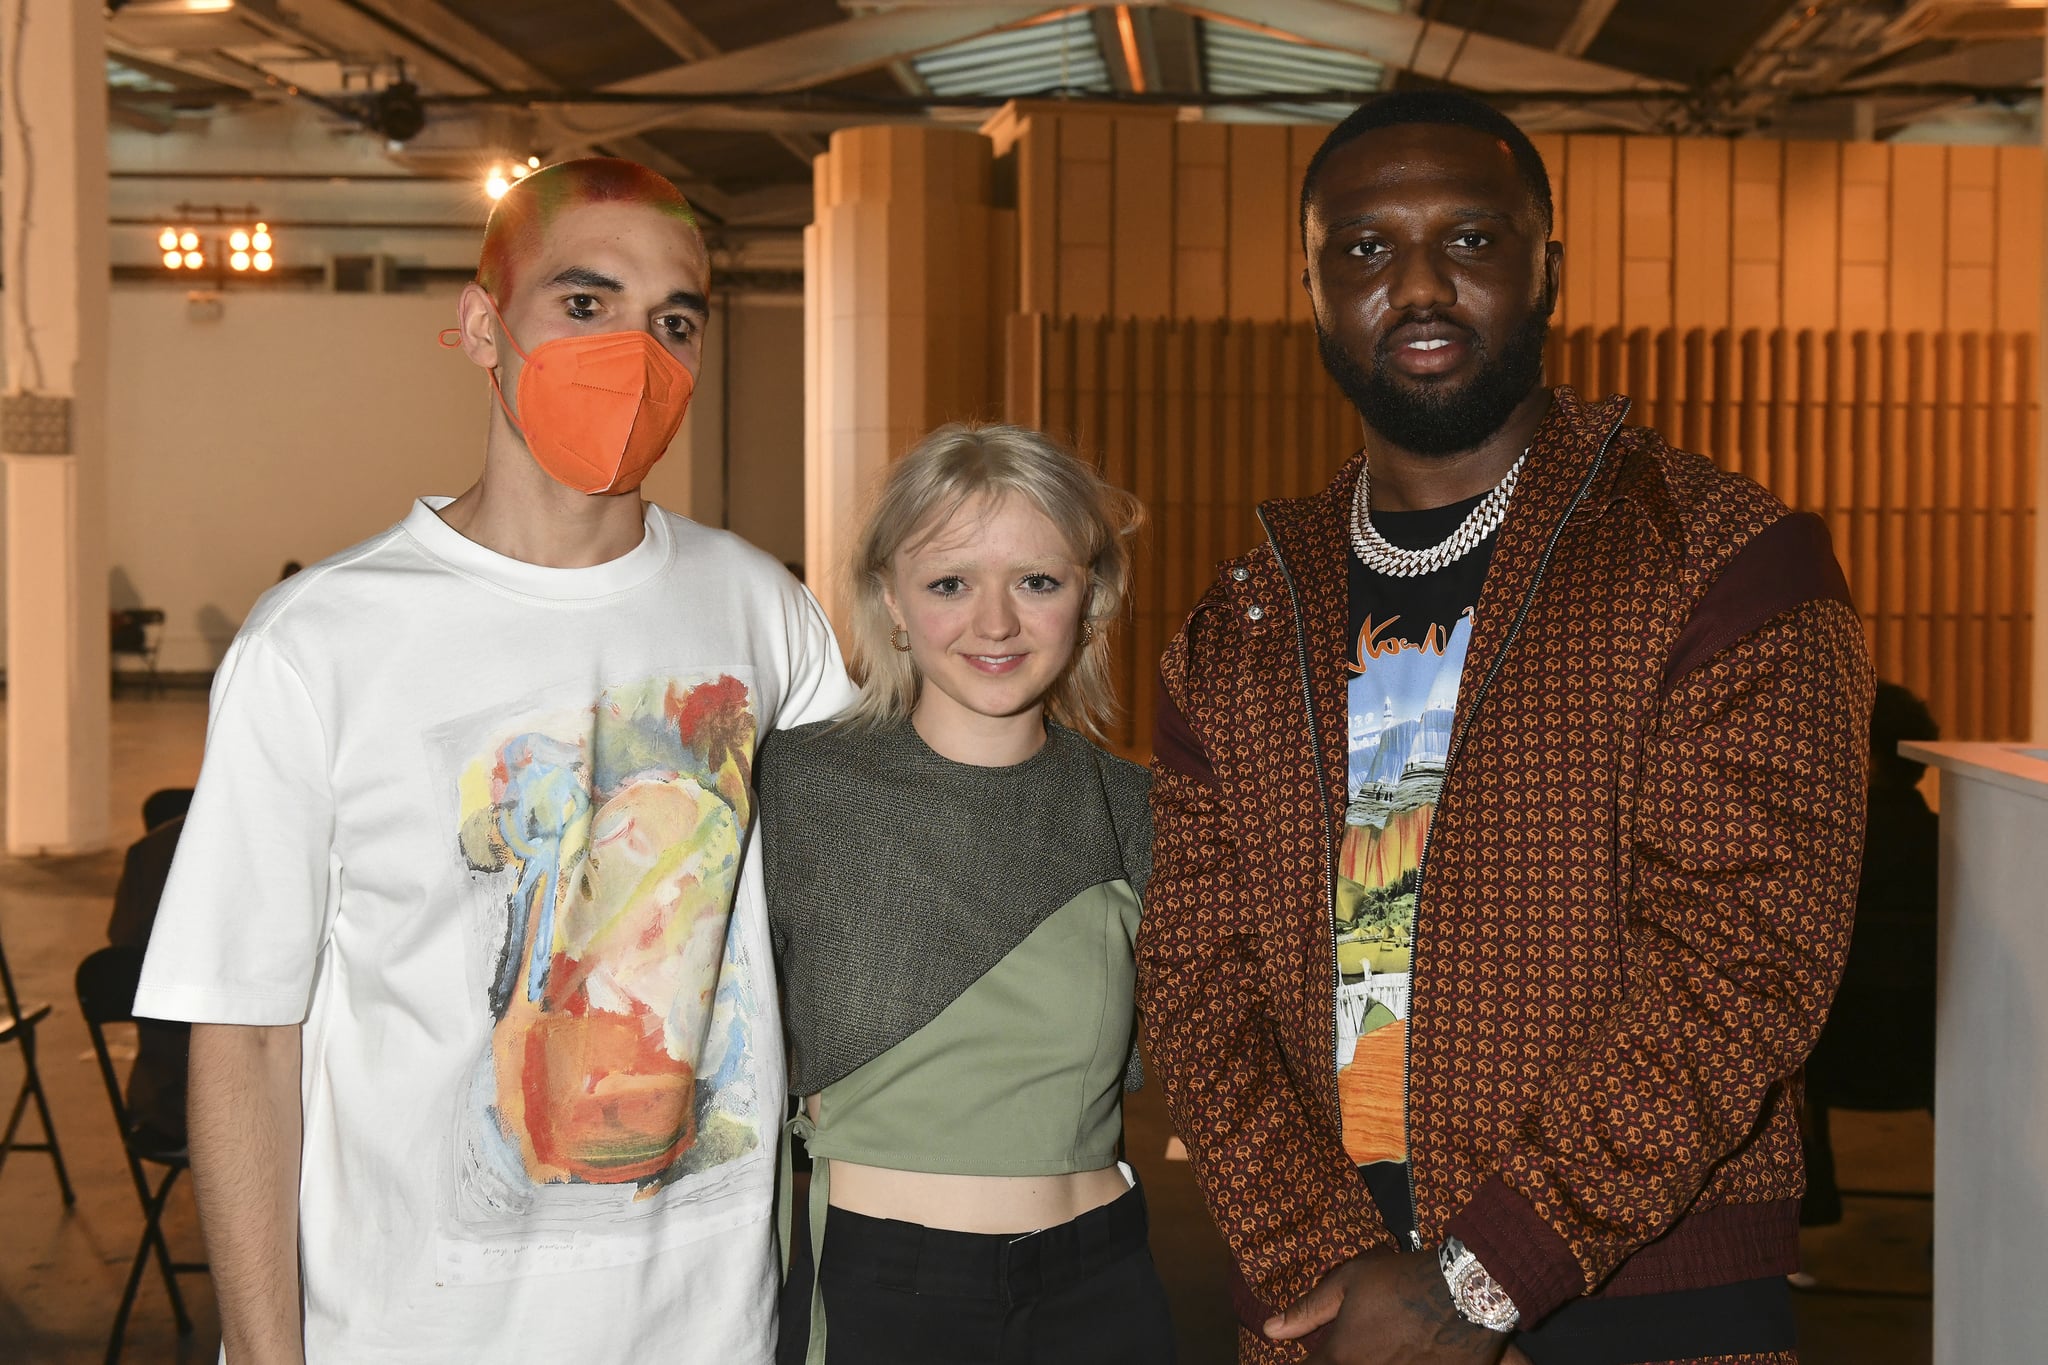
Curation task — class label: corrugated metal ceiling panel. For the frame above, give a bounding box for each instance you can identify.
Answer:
[1201,21,1385,123]
[910,13,1112,96]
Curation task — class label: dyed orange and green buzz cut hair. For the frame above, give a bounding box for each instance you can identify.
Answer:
[475,157,699,299]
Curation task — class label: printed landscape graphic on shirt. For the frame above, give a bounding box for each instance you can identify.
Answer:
[1338,612,1471,1168]
[445,673,763,1236]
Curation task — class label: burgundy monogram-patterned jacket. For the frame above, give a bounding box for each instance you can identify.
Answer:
[1139,387,1873,1365]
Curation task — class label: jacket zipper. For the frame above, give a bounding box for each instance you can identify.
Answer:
[1256,507,1345,1119]
[1398,404,1630,1251]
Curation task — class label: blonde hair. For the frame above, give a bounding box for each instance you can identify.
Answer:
[842,423,1144,742]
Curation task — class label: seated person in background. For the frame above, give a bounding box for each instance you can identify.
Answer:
[105,788,193,1151]
[762,423,1173,1365]
[1800,681,1940,1226]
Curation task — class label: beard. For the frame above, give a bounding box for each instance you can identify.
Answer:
[1317,301,1551,457]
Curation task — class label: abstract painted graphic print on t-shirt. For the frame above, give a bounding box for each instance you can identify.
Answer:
[1338,491,1492,1180]
[441,672,767,1255]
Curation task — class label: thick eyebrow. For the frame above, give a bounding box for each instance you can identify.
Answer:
[545,265,624,292]
[1326,207,1521,234]
[545,269,709,320]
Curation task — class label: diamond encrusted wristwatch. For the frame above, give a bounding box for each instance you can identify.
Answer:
[1439,1237,1521,1333]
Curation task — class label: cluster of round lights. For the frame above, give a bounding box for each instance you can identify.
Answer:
[227,225,275,272]
[157,228,204,270]
[157,223,275,272]
[486,155,544,201]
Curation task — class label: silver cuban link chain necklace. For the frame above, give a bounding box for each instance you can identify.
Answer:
[1348,447,1528,578]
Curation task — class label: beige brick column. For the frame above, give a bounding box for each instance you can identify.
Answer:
[804,126,1002,626]
[2,0,111,852]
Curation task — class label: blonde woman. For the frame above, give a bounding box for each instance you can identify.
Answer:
[760,423,1172,1365]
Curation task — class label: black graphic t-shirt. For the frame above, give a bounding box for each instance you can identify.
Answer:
[1339,491,1491,1216]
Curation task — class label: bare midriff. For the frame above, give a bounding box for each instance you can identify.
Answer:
[823,1159,1130,1235]
[801,1092,1127,1233]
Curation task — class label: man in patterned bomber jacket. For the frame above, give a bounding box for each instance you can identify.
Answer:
[1137,93,1873,1365]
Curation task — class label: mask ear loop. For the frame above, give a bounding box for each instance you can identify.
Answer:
[443,295,534,436]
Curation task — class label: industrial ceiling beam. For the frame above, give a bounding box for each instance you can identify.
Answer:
[105,38,272,95]
[1147,6,1205,91]
[608,0,827,169]
[1093,8,1141,93]
[568,5,1059,142]
[1841,37,2044,91]
[887,59,932,94]
[610,0,721,61]
[244,0,491,95]
[1553,0,1623,57]
[331,0,552,90]
[844,0,1673,92]
[1177,0,1676,92]
[1706,0,1899,135]
[305,0,740,219]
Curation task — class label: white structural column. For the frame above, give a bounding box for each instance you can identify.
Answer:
[804,126,1000,626]
[1909,743,2048,1363]
[2,0,111,853]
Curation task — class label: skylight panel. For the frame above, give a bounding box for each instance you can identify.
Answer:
[911,13,1112,97]
[1201,20,1385,122]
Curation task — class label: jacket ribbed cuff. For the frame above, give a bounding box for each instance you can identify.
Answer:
[1444,1176,1585,1327]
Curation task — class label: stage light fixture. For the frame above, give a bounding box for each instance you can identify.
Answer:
[252,224,273,251]
[230,250,251,271]
[254,251,273,272]
[179,230,199,251]
[230,229,250,251]
[371,78,426,143]
[528,155,541,169]
[485,165,512,200]
[164,250,184,269]
[157,227,179,251]
[183,250,204,269]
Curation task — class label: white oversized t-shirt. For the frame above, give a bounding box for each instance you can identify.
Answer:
[136,498,853,1362]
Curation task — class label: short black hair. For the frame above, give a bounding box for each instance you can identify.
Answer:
[1299,91,1554,245]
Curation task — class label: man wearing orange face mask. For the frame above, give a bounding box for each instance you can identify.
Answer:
[135,158,853,1364]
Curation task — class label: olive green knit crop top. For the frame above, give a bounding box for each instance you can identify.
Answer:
[790,877,1140,1177]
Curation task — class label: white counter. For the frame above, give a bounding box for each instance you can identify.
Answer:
[1897,741,2048,1365]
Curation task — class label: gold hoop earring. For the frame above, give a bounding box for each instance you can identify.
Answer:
[890,626,912,653]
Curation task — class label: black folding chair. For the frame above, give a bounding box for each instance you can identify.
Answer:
[76,946,207,1363]
[109,608,167,696]
[0,927,74,1203]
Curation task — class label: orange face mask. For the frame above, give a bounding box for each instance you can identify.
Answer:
[472,302,696,495]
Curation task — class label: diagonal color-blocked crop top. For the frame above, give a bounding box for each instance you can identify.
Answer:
[757,718,1152,1362]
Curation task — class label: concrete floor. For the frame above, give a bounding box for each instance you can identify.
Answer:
[0,697,1930,1363]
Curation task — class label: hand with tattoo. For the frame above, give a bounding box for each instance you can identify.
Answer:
[1264,1251,1526,1365]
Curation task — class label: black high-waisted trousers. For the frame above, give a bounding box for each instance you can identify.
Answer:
[784,1178,1177,1365]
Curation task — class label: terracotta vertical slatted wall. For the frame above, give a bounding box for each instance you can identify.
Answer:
[1542,326,2037,741]
[983,102,1330,325]
[1032,317,1360,751]
[1024,317,2036,748]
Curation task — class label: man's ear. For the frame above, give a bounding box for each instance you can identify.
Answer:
[456,282,501,370]
[1543,240,1563,317]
